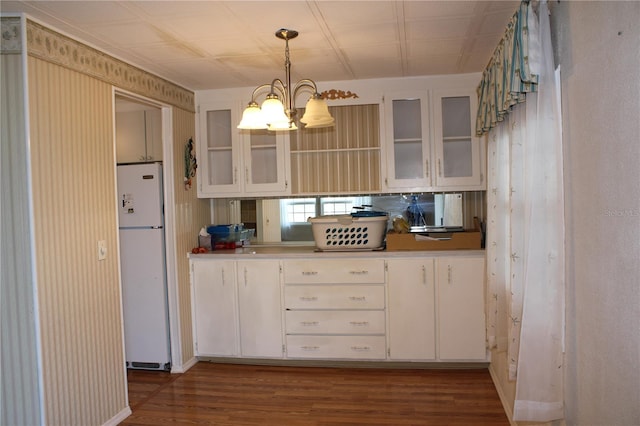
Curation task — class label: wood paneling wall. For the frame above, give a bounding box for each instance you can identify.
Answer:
[1,49,43,426]
[28,57,127,425]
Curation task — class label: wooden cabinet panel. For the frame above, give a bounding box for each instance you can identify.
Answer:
[191,260,238,357]
[286,335,386,359]
[284,285,385,310]
[437,256,486,360]
[283,259,385,284]
[285,310,385,335]
[387,258,436,360]
[237,260,283,358]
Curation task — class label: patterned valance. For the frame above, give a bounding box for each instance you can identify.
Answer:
[476,1,539,136]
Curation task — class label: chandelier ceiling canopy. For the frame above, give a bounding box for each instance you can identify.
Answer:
[237,29,335,131]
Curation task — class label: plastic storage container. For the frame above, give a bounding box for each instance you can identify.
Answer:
[308,214,388,250]
[206,224,253,249]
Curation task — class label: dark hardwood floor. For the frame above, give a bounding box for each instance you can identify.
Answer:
[122,362,509,425]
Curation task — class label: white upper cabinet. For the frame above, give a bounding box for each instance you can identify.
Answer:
[197,101,242,196]
[197,100,290,198]
[195,74,485,197]
[432,89,485,190]
[116,108,162,164]
[383,87,485,193]
[241,129,290,195]
[383,92,432,191]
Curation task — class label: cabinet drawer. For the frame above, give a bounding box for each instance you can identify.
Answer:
[285,310,385,335]
[284,285,385,309]
[286,335,386,359]
[283,259,384,284]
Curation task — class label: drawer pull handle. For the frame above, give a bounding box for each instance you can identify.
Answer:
[349,321,370,327]
[301,346,320,351]
[299,296,318,302]
[350,346,371,352]
[302,271,318,276]
[348,296,366,302]
[349,270,369,275]
[300,321,319,327]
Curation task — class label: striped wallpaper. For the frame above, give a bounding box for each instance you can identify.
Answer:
[20,18,204,425]
[290,104,381,195]
[170,107,210,366]
[28,57,127,425]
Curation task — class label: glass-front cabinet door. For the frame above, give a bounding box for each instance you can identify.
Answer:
[242,129,289,195]
[432,90,484,190]
[197,100,290,198]
[383,92,432,191]
[197,101,242,196]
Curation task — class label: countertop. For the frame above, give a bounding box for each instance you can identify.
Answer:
[188,244,484,259]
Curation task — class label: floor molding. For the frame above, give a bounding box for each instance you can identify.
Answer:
[171,355,197,373]
[102,406,131,426]
[489,363,517,426]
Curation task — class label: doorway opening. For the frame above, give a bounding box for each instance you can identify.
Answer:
[114,92,178,372]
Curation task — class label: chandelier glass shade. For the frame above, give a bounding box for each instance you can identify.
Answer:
[237,29,334,131]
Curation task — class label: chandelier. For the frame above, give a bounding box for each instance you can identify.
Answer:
[237,28,335,131]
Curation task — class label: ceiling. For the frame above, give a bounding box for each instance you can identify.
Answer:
[1,1,518,92]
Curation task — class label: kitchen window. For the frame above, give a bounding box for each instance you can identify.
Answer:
[280,196,372,241]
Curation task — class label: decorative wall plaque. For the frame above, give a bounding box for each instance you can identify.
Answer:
[320,89,359,100]
[1,17,22,54]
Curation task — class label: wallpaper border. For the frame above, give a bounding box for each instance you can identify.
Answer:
[26,20,195,112]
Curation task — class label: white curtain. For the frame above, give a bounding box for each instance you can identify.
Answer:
[485,1,565,422]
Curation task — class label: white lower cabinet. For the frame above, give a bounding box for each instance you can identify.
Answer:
[190,253,485,363]
[283,259,386,360]
[237,260,284,358]
[386,258,436,360]
[286,335,387,359]
[191,259,239,357]
[436,256,486,360]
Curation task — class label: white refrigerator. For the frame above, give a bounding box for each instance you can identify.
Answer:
[117,162,171,370]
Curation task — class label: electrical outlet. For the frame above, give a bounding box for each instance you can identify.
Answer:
[97,240,107,261]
